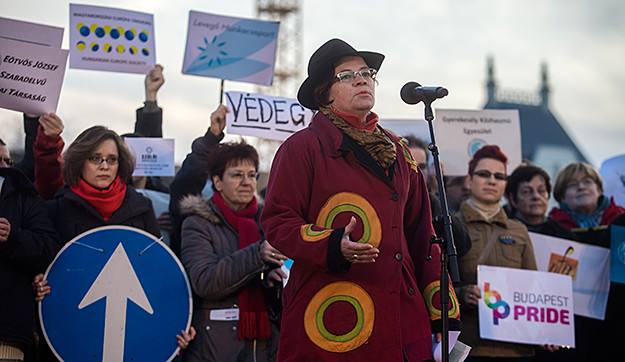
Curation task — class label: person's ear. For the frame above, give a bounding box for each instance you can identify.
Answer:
[212,175,222,192]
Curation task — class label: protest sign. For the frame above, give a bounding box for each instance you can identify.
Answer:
[530,232,610,319]
[69,4,155,74]
[124,138,175,177]
[611,225,625,284]
[477,265,575,347]
[225,91,314,141]
[182,11,279,86]
[0,38,68,115]
[0,17,63,47]
[379,118,430,143]
[599,153,625,208]
[434,109,521,176]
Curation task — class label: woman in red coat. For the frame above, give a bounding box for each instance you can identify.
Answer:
[260,38,461,361]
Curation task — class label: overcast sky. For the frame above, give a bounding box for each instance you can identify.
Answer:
[2,0,624,168]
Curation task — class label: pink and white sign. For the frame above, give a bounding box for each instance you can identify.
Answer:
[477,265,575,347]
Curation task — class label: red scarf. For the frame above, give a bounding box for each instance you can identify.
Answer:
[70,175,126,222]
[333,109,379,131]
[212,192,271,340]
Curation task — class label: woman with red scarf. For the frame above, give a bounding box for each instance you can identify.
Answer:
[32,126,196,359]
[178,140,287,362]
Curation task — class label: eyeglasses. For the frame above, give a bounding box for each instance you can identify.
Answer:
[87,156,119,165]
[1,158,15,166]
[227,171,259,182]
[473,170,507,181]
[334,68,377,83]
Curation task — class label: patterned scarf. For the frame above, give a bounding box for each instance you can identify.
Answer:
[70,175,126,221]
[212,192,271,340]
[559,195,609,228]
[320,107,396,171]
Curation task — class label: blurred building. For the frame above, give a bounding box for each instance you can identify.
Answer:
[483,57,587,178]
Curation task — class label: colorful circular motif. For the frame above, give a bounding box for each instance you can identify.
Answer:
[103,44,112,53]
[90,42,99,51]
[125,28,136,41]
[139,30,149,42]
[76,41,86,51]
[116,45,125,54]
[304,281,374,353]
[94,27,105,38]
[423,281,460,319]
[110,28,121,39]
[142,48,150,56]
[315,192,381,247]
[77,23,89,36]
[129,46,137,55]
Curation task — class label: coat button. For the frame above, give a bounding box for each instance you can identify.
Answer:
[233,326,237,330]
[395,253,402,261]
[408,287,415,295]
[206,326,210,331]
[391,194,399,201]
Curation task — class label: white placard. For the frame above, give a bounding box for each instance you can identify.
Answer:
[225,91,315,141]
[477,265,575,347]
[0,16,63,47]
[435,109,522,176]
[599,153,625,208]
[125,138,175,177]
[182,11,279,86]
[69,4,155,74]
[530,232,610,320]
[0,38,68,115]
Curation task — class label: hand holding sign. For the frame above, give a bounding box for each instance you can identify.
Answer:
[145,64,164,102]
[38,112,64,138]
[210,104,229,136]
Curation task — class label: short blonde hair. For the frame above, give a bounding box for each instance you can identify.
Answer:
[553,161,603,202]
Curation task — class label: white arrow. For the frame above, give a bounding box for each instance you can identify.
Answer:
[78,243,153,361]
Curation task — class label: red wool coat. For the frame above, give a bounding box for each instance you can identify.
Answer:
[261,112,460,361]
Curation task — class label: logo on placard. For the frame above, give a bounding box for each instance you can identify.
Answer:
[468,138,487,157]
[548,246,579,280]
[483,282,510,325]
[75,23,150,56]
[618,242,625,265]
[141,146,157,162]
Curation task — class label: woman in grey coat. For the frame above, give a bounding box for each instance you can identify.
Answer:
[179,140,286,362]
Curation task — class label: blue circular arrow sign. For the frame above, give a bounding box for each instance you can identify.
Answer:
[39,226,192,362]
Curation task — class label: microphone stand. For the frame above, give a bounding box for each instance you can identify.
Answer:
[422,101,460,362]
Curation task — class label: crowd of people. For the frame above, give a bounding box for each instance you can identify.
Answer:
[1,38,624,362]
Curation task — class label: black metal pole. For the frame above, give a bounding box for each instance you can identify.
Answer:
[423,102,459,362]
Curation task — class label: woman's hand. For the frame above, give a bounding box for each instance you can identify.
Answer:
[176,326,196,353]
[209,104,229,136]
[266,268,287,287]
[38,112,64,138]
[461,284,481,306]
[259,240,288,266]
[341,217,379,263]
[33,273,51,302]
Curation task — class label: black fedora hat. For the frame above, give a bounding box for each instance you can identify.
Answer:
[297,38,385,110]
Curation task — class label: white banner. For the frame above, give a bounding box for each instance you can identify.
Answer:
[225,91,315,141]
[125,138,175,177]
[0,38,68,115]
[182,11,279,86]
[69,4,156,74]
[478,265,575,347]
[434,109,522,176]
[530,232,610,319]
[0,16,63,47]
[599,153,625,208]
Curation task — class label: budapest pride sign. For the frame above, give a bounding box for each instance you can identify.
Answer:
[225,91,315,141]
[182,11,279,86]
[69,4,155,74]
[478,265,575,347]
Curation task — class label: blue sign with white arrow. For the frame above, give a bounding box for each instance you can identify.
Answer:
[39,226,192,362]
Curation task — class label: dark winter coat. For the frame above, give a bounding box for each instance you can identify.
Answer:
[0,167,60,347]
[179,195,279,362]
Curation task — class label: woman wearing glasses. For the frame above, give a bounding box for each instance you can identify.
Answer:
[177,140,286,362]
[455,145,537,361]
[260,38,461,361]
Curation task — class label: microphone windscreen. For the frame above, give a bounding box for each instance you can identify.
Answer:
[400,81,421,104]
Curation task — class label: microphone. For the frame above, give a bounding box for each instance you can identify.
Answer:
[400,82,448,104]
